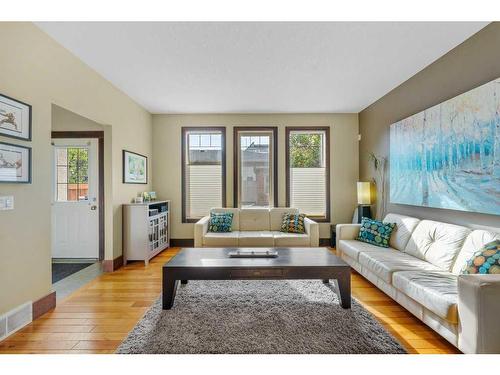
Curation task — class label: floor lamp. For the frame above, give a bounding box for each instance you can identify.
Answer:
[356,182,373,223]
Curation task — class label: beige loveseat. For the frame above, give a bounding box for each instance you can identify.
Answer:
[194,208,319,248]
[336,213,500,354]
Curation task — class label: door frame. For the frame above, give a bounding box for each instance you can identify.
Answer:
[51,131,105,261]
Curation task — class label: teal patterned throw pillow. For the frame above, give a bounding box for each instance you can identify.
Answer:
[208,212,234,233]
[356,217,396,248]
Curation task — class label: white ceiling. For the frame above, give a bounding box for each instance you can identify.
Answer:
[36,22,488,114]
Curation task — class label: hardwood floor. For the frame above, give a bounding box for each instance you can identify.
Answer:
[0,247,460,354]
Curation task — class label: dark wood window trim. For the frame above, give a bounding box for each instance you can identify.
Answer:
[181,127,227,223]
[233,126,278,208]
[51,131,105,260]
[285,126,331,223]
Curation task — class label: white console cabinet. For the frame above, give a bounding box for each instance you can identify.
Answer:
[123,200,170,265]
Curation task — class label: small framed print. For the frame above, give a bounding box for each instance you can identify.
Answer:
[0,141,32,183]
[123,150,147,184]
[0,93,32,141]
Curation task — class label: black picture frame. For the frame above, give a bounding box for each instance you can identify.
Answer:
[122,149,148,184]
[0,141,32,183]
[0,93,32,141]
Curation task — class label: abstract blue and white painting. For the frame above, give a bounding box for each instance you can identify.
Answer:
[390,77,500,216]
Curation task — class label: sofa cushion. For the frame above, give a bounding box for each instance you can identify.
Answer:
[238,231,274,247]
[239,208,270,231]
[272,231,310,247]
[452,230,500,275]
[270,208,299,231]
[393,270,458,323]
[383,213,420,251]
[359,250,440,284]
[203,231,240,247]
[210,208,240,231]
[404,220,471,271]
[338,240,391,261]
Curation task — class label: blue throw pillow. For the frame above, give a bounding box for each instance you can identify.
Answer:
[356,217,396,248]
[208,212,234,233]
[461,240,500,275]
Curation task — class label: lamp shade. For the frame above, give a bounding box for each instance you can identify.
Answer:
[357,182,372,205]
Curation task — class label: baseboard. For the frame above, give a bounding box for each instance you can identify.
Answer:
[103,255,124,272]
[171,239,195,247]
[171,238,330,247]
[32,291,56,320]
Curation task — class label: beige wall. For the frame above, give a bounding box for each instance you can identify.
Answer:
[0,22,152,315]
[152,113,359,239]
[359,22,500,232]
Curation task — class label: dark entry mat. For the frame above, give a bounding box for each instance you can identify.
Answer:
[52,263,94,283]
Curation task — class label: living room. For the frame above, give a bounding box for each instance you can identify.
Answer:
[1,0,500,371]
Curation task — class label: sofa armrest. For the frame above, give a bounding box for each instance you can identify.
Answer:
[335,224,361,255]
[458,274,500,353]
[194,216,210,247]
[304,217,319,247]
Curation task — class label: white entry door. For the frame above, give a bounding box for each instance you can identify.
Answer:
[51,138,99,259]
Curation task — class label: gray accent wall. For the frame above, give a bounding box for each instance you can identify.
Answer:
[359,22,500,232]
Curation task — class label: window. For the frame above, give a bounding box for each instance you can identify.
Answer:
[55,147,89,202]
[234,127,277,208]
[182,127,226,222]
[286,127,330,221]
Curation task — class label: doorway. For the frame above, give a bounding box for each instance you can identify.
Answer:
[51,131,104,285]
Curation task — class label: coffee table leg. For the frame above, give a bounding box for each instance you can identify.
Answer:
[162,277,179,310]
[181,280,188,284]
[322,279,329,284]
[335,272,351,309]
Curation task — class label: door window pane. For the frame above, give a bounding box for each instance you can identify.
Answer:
[56,147,89,202]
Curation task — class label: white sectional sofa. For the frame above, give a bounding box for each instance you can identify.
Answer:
[336,213,500,353]
[194,207,319,248]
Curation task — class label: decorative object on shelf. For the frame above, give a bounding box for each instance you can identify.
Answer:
[149,191,157,201]
[142,191,151,202]
[0,141,31,183]
[134,196,144,204]
[356,217,396,248]
[0,93,31,141]
[390,76,500,216]
[123,200,170,266]
[355,182,373,224]
[368,152,387,220]
[123,150,147,184]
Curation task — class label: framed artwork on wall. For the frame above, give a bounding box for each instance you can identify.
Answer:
[390,76,500,216]
[123,150,147,184]
[0,141,32,183]
[0,93,32,141]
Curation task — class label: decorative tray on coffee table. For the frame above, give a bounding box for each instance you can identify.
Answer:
[228,249,278,258]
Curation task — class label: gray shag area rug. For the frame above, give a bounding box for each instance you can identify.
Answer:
[116,280,406,354]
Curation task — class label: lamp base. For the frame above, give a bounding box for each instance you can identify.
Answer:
[357,205,372,224]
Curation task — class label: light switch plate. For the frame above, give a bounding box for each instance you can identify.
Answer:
[0,196,14,210]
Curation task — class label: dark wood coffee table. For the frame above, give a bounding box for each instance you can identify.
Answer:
[162,247,351,309]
